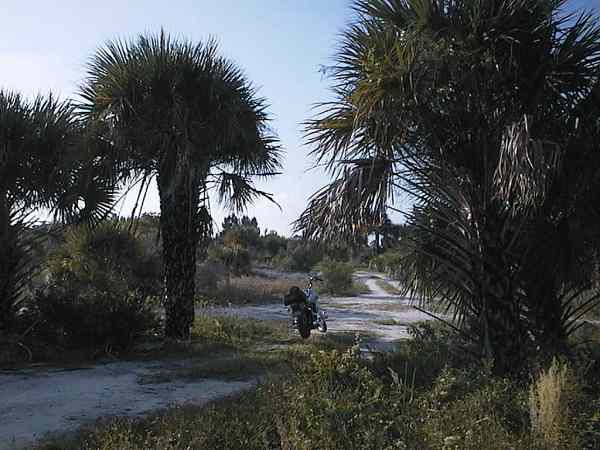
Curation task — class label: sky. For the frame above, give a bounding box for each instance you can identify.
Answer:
[2,0,599,236]
[1,0,354,236]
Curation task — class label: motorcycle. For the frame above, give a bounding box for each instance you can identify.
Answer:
[284,276,328,339]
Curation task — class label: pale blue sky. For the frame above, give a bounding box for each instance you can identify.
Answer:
[2,0,353,235]
[2,0,599,235]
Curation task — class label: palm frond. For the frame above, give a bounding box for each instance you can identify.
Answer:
[215,172,280,212]
[494,115,562,214]
[79,30,281,217]
[0,203,42,332]
[295,157,393,242]
[298,0,600,367]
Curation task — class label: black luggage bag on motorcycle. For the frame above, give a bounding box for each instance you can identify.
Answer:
[284,286,312,338]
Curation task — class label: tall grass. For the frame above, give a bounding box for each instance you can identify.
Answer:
[529,359,580,449]
[192,314,288,348]
[198,273,298,306]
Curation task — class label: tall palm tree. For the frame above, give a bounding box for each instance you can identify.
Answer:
[0,90,114,334]
[298,0,600,371]
[80,31,280,339]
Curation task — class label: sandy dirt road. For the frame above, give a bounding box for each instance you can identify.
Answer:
[0,359,254,450]
[203,271,432,351]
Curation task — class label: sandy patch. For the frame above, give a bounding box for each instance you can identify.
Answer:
[0,360,254,450]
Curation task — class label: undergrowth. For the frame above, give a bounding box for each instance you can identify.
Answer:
[34,322,600,450]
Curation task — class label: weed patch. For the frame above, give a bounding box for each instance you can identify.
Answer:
[375,279,401,295]
[138,354,283,384]
[33,332,600,450]
[192,314,288,348]
[198,275,297,306]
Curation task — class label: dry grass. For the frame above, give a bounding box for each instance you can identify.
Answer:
[529,359,580,449]
[375,279,401,295]
[320,280,371,297]
[372,318,408,326]
[200,275,298,306]
[202,272,370,305]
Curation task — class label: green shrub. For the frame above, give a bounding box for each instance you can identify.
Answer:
[372,322,458,389]
[207,243,252,280]
[260,231,288,261]
[24,224,162,357]
[274,345,423,450]
[46,223,162,298]
[420,372,527,450]
[195,261,224,294]
[318,258,354,295]
[34,287,159,354]
[277,241,323,272]
[369,251,404,278]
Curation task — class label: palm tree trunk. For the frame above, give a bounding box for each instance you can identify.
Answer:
[0,194,15,334]
[157,150,205,340]
[471,205,531,374]
[528,278,569,357]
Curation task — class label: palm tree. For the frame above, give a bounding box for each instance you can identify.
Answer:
[0,90,114,334]
[80,31,280,340]
[298,0,600,372]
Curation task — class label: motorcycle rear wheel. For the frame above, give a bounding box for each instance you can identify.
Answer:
[318,320,327,333]
[298,310,311,339]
